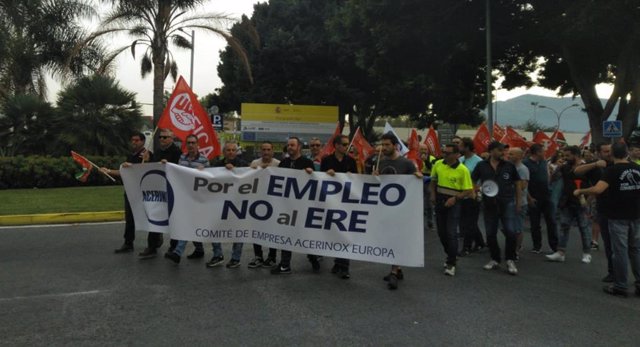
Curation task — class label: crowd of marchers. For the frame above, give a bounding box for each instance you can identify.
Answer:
[101,128,640,295]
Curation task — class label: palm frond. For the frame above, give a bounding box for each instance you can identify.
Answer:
[141,53,152,78]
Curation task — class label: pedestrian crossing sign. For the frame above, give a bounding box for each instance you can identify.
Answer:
[603,120,622,138]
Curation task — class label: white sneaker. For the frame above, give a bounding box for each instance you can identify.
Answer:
[506,260,518,275]
[581,253,592,264]
[545,251,565,262]
[444,265,456,276]
[483,260,500,270]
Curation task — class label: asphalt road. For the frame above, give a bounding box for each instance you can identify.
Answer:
[1,222,639,346]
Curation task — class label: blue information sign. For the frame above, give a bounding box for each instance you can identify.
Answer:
[603,120,622,138]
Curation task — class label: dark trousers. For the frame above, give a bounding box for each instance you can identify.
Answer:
[461,198,485,250]
[281,250,292,267]
[529,196,558,251]
[147,232,164,249]
[483,198,518,262]
[253,244,277,260]
[597,213,613,276]
[436,197,461,266]
[123,194,135,245]
[334,257,350,269]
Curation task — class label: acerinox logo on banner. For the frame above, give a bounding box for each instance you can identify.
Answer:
[169,92,195,131]
[140,170,175,226]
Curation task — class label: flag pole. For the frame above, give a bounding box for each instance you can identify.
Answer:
[374,146,383,173]
[142,127,158,164]
[346,127,360,153]
[73,151,116,182]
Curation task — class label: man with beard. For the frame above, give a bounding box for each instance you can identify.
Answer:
[375,132,423,289]
[546,146,592,263]
[472,142,522,276]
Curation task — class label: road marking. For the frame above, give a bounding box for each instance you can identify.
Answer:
[0,290,107,302]
[0,221,123,230]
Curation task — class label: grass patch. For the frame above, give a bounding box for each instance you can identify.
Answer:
[0,186,124,215]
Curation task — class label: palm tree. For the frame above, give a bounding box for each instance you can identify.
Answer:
[0,0,103,98]
[80,0,257,126]
[54,75,143,156]
[0,93,55,156]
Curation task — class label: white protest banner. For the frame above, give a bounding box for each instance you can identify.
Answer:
[121,163,424,266]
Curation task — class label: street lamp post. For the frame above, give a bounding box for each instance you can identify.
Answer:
[539,103,580,130]
[531,102,539,122]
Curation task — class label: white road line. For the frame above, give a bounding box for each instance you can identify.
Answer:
[0,221,124,230]
[0,290,107,302]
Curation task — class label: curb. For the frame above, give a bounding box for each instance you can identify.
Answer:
[0,211,124,226]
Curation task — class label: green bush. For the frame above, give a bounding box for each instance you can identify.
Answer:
[0,155,126,189]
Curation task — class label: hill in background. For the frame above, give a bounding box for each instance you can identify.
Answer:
[486,94,616,132]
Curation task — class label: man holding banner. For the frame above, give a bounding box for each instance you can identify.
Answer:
[271,137,315,275]
[376,132,423,289]
[104,131,148,254]
[321,135,358,279]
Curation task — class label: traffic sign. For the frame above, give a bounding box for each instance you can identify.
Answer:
[603,120,622,138]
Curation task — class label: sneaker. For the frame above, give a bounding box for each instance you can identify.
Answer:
[530,248,541,254]
[387,273,399,290]
[186,251,204,259]
[545,251,565,262]
[206,256,224,268]
[338,268,351,279]
[458,249,471,257]
[164,251,180,264]
[444,265,456,276]
[602,285,628,297]
[483,260,500,270]
[591,241,599,250]
[506,260,518,275]
[383,269,404,281]
[270,264,292,274]
[581,253,592,264]
[472,244,486,252]
[248,257,264,268]
[602,274,614,283]
[226,259,241,268]
[114,243,133,254]
[138,248,157,259]
[262,258,277,268]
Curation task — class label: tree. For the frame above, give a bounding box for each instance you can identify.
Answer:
[0,94,55,156]
[496,0,640,143]
[0,0,103,98]
[53,75,143,156]
[80,0,256,126]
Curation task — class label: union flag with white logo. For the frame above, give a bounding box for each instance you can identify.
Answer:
[158,76,221,159]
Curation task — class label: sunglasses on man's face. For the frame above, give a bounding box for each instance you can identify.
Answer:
[186,141,197,145]
[310,144,322,147]
[340,143,350,146]
[159,136,172,139]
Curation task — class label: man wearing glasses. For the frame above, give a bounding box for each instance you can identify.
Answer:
[308,137,324,171]
[430,144,474,277]
[321,135,358,279]
[139,128,182,259]
[164,134,210,263]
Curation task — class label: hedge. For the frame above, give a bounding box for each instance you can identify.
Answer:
[0,155,126,189]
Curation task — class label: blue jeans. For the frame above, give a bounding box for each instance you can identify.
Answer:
[608,219,640,291]
[213,242,243,261]
[483,198,518,262]
[559,205,591,253]
[435,197,461,266]
[515,205,528,232]
[173,240,204,256]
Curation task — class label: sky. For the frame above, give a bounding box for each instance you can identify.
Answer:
[46,0,614,116]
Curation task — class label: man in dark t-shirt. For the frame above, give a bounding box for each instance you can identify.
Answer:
[375,132,423,290]
[575,143,640,297]
[101,131,149,254]
[321,135,358,279]
[471,141,522,275]
[270,137,315,275]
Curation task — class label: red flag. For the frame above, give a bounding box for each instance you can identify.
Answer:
[423,126,441,158]
[579,131,591,148]
[551,129,566,143]
[493,123,506,141]
[532,131,558,159]
[501,127,529,149]
[473,123,492,154]
[350,127,375,172]
[406,129,423,171]
[158,76,221,159]
[71,151,93,182]
[320,122,342,158]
